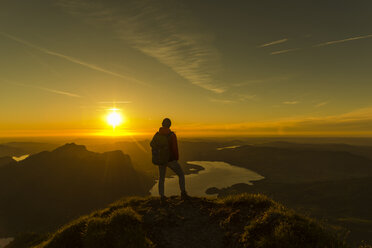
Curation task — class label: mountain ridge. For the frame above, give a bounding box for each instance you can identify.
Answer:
[0,143,154,237]
[5,194,347,248]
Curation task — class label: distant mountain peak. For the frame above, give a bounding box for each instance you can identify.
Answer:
[102,150,125,157]
[52,143,88,153]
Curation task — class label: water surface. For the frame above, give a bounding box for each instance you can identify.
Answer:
[12,154,29,162]
[150,161,264,196]
[216,145,241,150]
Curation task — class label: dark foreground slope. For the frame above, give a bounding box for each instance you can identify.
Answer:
[0,156,14,167]
[0,143,154,236]
[7,194,347,248]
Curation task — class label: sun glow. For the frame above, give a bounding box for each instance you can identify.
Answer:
[106,109,124,129]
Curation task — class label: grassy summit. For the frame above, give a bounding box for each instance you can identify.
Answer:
[7,194,346,248]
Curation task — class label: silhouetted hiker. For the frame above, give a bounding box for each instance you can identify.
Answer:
[150,118,189,202]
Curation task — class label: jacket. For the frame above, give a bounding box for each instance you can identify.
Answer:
[158,127,179,161]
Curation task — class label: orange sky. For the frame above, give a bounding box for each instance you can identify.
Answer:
[1,1,372,137]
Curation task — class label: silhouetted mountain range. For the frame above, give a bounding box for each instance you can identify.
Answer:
[0,145,23,157]
[254,141,372,160]
[197,144,372,183]
[0,143,154,236]
[0,142,59,158]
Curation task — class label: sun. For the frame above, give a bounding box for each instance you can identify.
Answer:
[106,109,124,129]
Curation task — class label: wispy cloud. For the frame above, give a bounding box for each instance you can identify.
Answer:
[266,33,372,56]
[98,101,132,104]
[208,92,257,104]
[209,98,235,104]
[259,38,288,47]
[271,48,300,55]
[315,34,372,47]
[233,75,292,87]
[4,79,82,98]
[283,101,299,105]
[177,107,372,135]
[22,48,62,77]
[238,94,257,101]
[315,101,328,107]
[37,86,81,97]
[57,0,225,93]
[0,32,146,85]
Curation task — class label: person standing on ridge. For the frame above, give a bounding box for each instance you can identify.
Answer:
[150,118,189,201]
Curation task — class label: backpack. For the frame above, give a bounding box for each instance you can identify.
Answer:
[150,132,172,165]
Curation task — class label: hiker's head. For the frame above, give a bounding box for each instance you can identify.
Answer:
[162,118,171,128]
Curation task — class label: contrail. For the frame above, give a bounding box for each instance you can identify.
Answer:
[0,32,147,85]
[259,38,288,47]
[37,86,81,97]
[315,34,372,47]
[3,79,82,98]
[271,48,300,55]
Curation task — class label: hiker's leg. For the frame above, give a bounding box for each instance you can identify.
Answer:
[167,161,186,193]
[158,165,167,196]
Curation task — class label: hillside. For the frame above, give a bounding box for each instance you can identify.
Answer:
[209,178,372,245]
[6,194,347,248]
[192,142,372,245]
[0,156,14,167]
[198,145,372,183]
[0,143,154,236]
[2,142,59,156]
[0,145,24,157]
[254,141,372,160]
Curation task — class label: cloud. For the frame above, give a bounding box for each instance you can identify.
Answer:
[266,33,372,56]
[271,48,300,55]
[283,101,299,105]
[57,0,225,93]
[315,101,328,107]
[233,75,292,87]
[177,107,372,136]
[0,32,146,85]
[209,92,257,104]
[236,93,257,101]
[22,48,62,76]
[4,79,82,98]
[37,86,81,97]
[315,34,372,47]
[259,38,288,47]
[209,98,235,104]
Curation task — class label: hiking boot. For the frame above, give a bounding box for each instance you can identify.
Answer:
[181,191,190,201]
[160,195,167,204]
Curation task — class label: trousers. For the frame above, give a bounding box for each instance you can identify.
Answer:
[158,160,185,196]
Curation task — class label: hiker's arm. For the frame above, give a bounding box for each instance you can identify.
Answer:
[171,133,179,160]
[150,133,157,147]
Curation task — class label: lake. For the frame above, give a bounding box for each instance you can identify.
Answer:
[150,161,264,197]
[12,154,29,162]
[216,145,241,150]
